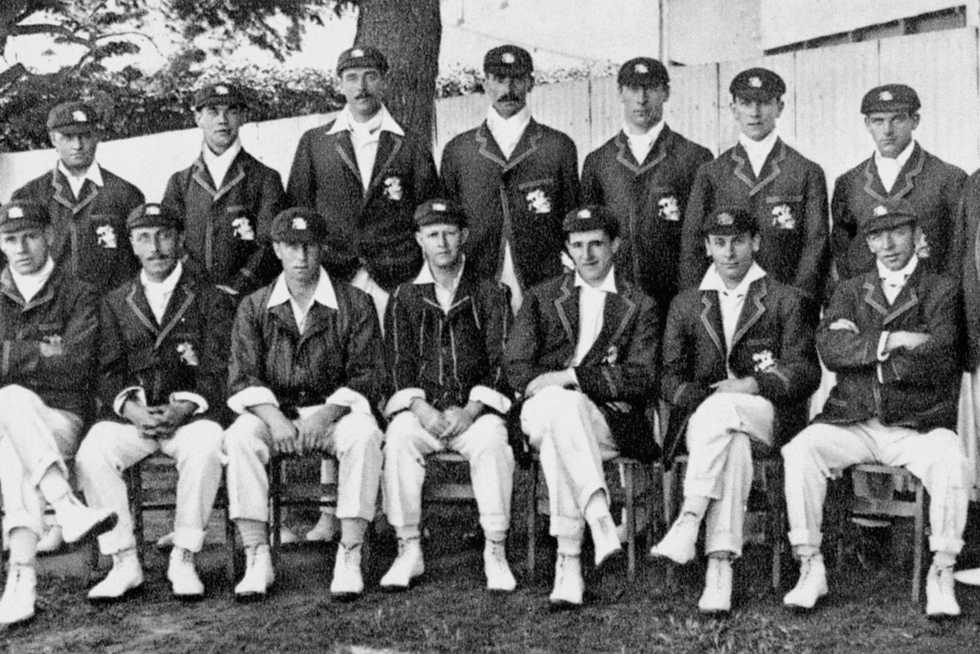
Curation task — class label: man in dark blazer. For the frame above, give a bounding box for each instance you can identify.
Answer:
[382,199,515,593]
[161,83,285,297]
[782,200,968,619]
[287,45,439,321]
[582,57,712,320]
[223,207,384,602]
[650,206,819,614]
[0,200,116,628]
[831,84,965,284]
[678,68,829,314]
[76,203,233,603]
[505,206,659,608]
[441,45,580,314]
[11,102,143,295]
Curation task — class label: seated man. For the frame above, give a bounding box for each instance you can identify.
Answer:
[76,203,233,602]
[505,206,659,608]
[650,207,819,613]
[224,207,384,602]
[0,201,116,627]
[382,199,515,592]
[782,200,968,618]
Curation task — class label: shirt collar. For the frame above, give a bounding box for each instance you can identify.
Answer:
[573,266,618,294]
[486,104,531,135]
[267,267,338,310]
[327,104,405,137]
[622,119,665,143]
[201,138,242,167]
[10,257,55,296]
[874,139,916,170]
[876,254,919,285]
[413,256,466,286]
[56,160,103,188]
[140,260,183,294]
[699,261,767,294]
[738,129,779,160]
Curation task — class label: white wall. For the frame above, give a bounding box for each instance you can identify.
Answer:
[667,0,762,65]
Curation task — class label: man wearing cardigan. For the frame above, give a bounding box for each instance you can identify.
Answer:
[782,200,968,619]
[505,205,659,608]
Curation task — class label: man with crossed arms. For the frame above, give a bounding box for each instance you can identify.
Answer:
[382,199,515,592]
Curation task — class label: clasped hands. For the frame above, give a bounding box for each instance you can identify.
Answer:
[262,404,348,456]
[411,398,482,441]
[123,398,198,440]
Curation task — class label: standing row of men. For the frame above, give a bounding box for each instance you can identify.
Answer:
[0,40,978,628]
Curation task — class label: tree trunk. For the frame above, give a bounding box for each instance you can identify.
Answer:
[354,0,440,148]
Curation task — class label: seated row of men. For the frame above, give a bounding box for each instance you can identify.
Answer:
[0,189,968,630]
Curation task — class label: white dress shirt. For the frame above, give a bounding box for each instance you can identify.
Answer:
[623,120,665,164]
[738,130,780,178]
[327,105,405,192]
[266,267,338,333]
[486,105,531,160]
[141,261,184,324]
[10,257,55,304]
[699,262,768,376]
[201,138,242,188]
[57,161,103,200]
[877,253,919,305]
[874,139,916,193]
[572,268,618,366]
[412,258,466,313]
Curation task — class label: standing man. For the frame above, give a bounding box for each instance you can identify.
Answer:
[287,45,439,320]
[581,57,712,319]
[441,45,580,314]
[161,82,286,297]
[831,84,966,282]
[505,206,659,608]
[76,203,232,602]
[782,200,968,618]
[11,102,143,295]
[678,68,829,314]
[223,207,385,602]
[382,199,515,593]
[650,207,819,614]
[0,200,117,627]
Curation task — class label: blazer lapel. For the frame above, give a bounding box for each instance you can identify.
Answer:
[268,302,302,340]
[364,131,404,202]
[49,169,99,214]
[212,153,247,204]
[730,144,756,190]
[582,289,637,363]
[333,131,363,189]
[155,277,197,349]
[699,291,726,359]
[750,140,786,196]
[190,158,218,197]
[888,143,926,200]
[504,120,543,172]
[730,278,768,350]
[125,281,159,335]
[553,275,579,353]
[474,123,508,169]
[298,303,335,347]
[861,273,890,318]
[882,267,922,327]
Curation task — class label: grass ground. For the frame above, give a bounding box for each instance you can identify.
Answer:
[3,465,980,653]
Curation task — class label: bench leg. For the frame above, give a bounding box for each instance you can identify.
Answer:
[525,462,538,579]
[912,484,925,603]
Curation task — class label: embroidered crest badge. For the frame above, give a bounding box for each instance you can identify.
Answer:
[177,342,199,367]
[657,195,680,221]
[635,63,649,74]
[771,204,795,229]
[231,216,255,241]
[8,206,23,219]
[603,345,619,366]
[292,217,308,230]
[501,52,515,64]
[72,110,88,123]
[526,189,552,214]
[351,48,364,57]
[914,229,931,259]
[752,350,776,373]
[749,76,762,88]
[717,212,734,226]
[879,90,893,101]
[383,176,403,201]
[873,205,888,217]
[95,224,117,249]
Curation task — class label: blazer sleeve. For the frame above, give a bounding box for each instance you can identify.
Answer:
[384,285,421,395]
[580,151,603,206]
[878,278,961,385]
[816,282,882,373]
[476,283,513,398]
[286,130,316,209]
[793,163,830,301]
[678,165,712,290]
[660,295,710,412]
[160,172,185,224]
[752,291,821,403]
[196,288,236,411]
[439,143,461,204]
[558,138,581,211]
[414,144,442,201]
[830,174,857,282]
[227,296,274,401]
[574,294,659,403]
[504,290,547,398]
[341,290,385,408]
[941,167,967,278]
[96,297,135,408]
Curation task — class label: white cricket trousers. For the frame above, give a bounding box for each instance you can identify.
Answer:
[75,419,224,554]
[681,392,775,557]
[224,406,383,523]
[520,387,619,543]
[383,411,514,539]
[783,418,969,554]
[0,385,81,538]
